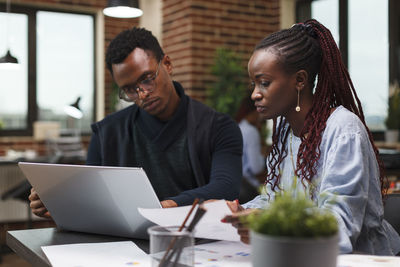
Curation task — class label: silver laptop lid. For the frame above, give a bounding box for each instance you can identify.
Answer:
[19,162,161,239]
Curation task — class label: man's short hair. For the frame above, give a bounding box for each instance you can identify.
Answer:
[105,27,165,75]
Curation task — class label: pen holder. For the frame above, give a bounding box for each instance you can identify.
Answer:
[148,225,194,267]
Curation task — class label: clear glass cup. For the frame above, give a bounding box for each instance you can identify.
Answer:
[148,225,194,267]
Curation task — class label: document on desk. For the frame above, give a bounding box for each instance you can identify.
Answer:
[42,241,151,267]
[138,200,240,241]
[194,241,251,267]
[337,254,400,267]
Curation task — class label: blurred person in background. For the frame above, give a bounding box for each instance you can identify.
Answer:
[235,93,266,203]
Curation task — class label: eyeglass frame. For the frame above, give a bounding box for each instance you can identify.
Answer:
[118,60,162,102]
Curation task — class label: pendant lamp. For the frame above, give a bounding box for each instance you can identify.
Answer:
[0,0,18,65]
[0,50,18,64]
[103,0,143,18]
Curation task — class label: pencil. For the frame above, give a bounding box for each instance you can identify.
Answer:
[178,198,199,231]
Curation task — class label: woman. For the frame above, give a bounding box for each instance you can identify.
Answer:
[223,19,400,255]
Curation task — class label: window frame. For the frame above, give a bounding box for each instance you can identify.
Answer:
[0,4,96,137]
[296,0,398,83]
[296,0,399,136]
[296,0,348,65]
[389,0,400,84]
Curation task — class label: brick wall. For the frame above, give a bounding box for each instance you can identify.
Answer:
[162,0,280,101]
[0,0,280,155]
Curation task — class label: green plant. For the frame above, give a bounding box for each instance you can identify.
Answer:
[206,48,247,118]
[109,82,120,113]
[385,82,400,130]
[0,119,3,129]
[245,190,338,238]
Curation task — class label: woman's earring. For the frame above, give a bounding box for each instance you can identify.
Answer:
[295,89,301,112]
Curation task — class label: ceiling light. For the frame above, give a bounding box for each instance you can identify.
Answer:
[103,0,143,18]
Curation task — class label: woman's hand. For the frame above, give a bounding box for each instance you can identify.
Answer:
[28,188,51,218]
[222,200,254,244]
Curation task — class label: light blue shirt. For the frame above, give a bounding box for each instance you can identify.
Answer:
[243,106,400,255]
[239,119,265,187]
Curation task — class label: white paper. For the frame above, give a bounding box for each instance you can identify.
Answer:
[138,200,240,241]
[42,241,151,267]
[337,254,400,267]
[194,241,251,267]
[41,239,400,267]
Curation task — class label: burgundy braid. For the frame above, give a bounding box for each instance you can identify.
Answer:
[265,117,289,193]
[260,19,386,198]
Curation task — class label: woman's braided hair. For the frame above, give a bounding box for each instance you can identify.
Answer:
[257,19,386,197]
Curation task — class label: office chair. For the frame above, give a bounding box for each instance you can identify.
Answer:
[384,193,400,235]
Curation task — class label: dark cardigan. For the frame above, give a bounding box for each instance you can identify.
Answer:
[87,82,243,205]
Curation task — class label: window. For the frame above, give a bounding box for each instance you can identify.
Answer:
[0,12,28,130]
[348,0,388,129]
[37,11,94,132]
[297,0,396,131]
[0,5,95,136]
[311,0,339,42]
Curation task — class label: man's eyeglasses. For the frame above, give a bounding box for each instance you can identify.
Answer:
[119,61,161,102]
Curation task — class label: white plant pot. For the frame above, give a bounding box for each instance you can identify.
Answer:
[250,230,339,267]
[385,130,399,143]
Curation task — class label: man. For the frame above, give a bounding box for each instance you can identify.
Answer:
[29,27,243,216]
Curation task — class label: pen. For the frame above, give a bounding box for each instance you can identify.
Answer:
[169,202,207,267]
[158,198,200,267]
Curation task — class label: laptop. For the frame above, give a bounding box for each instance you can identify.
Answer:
[18,162,161,239]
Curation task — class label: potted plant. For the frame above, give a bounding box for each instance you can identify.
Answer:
[206,47,247,118]
[245,190,339,267]
[385,82,400,143]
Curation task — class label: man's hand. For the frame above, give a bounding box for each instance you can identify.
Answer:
[160,199,178,208]
[28,188,52,218]
[222,200,255,244]
[225,199,244,213]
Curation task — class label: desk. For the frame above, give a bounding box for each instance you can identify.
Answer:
[6,227,149,267]
[375,141,400,150]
